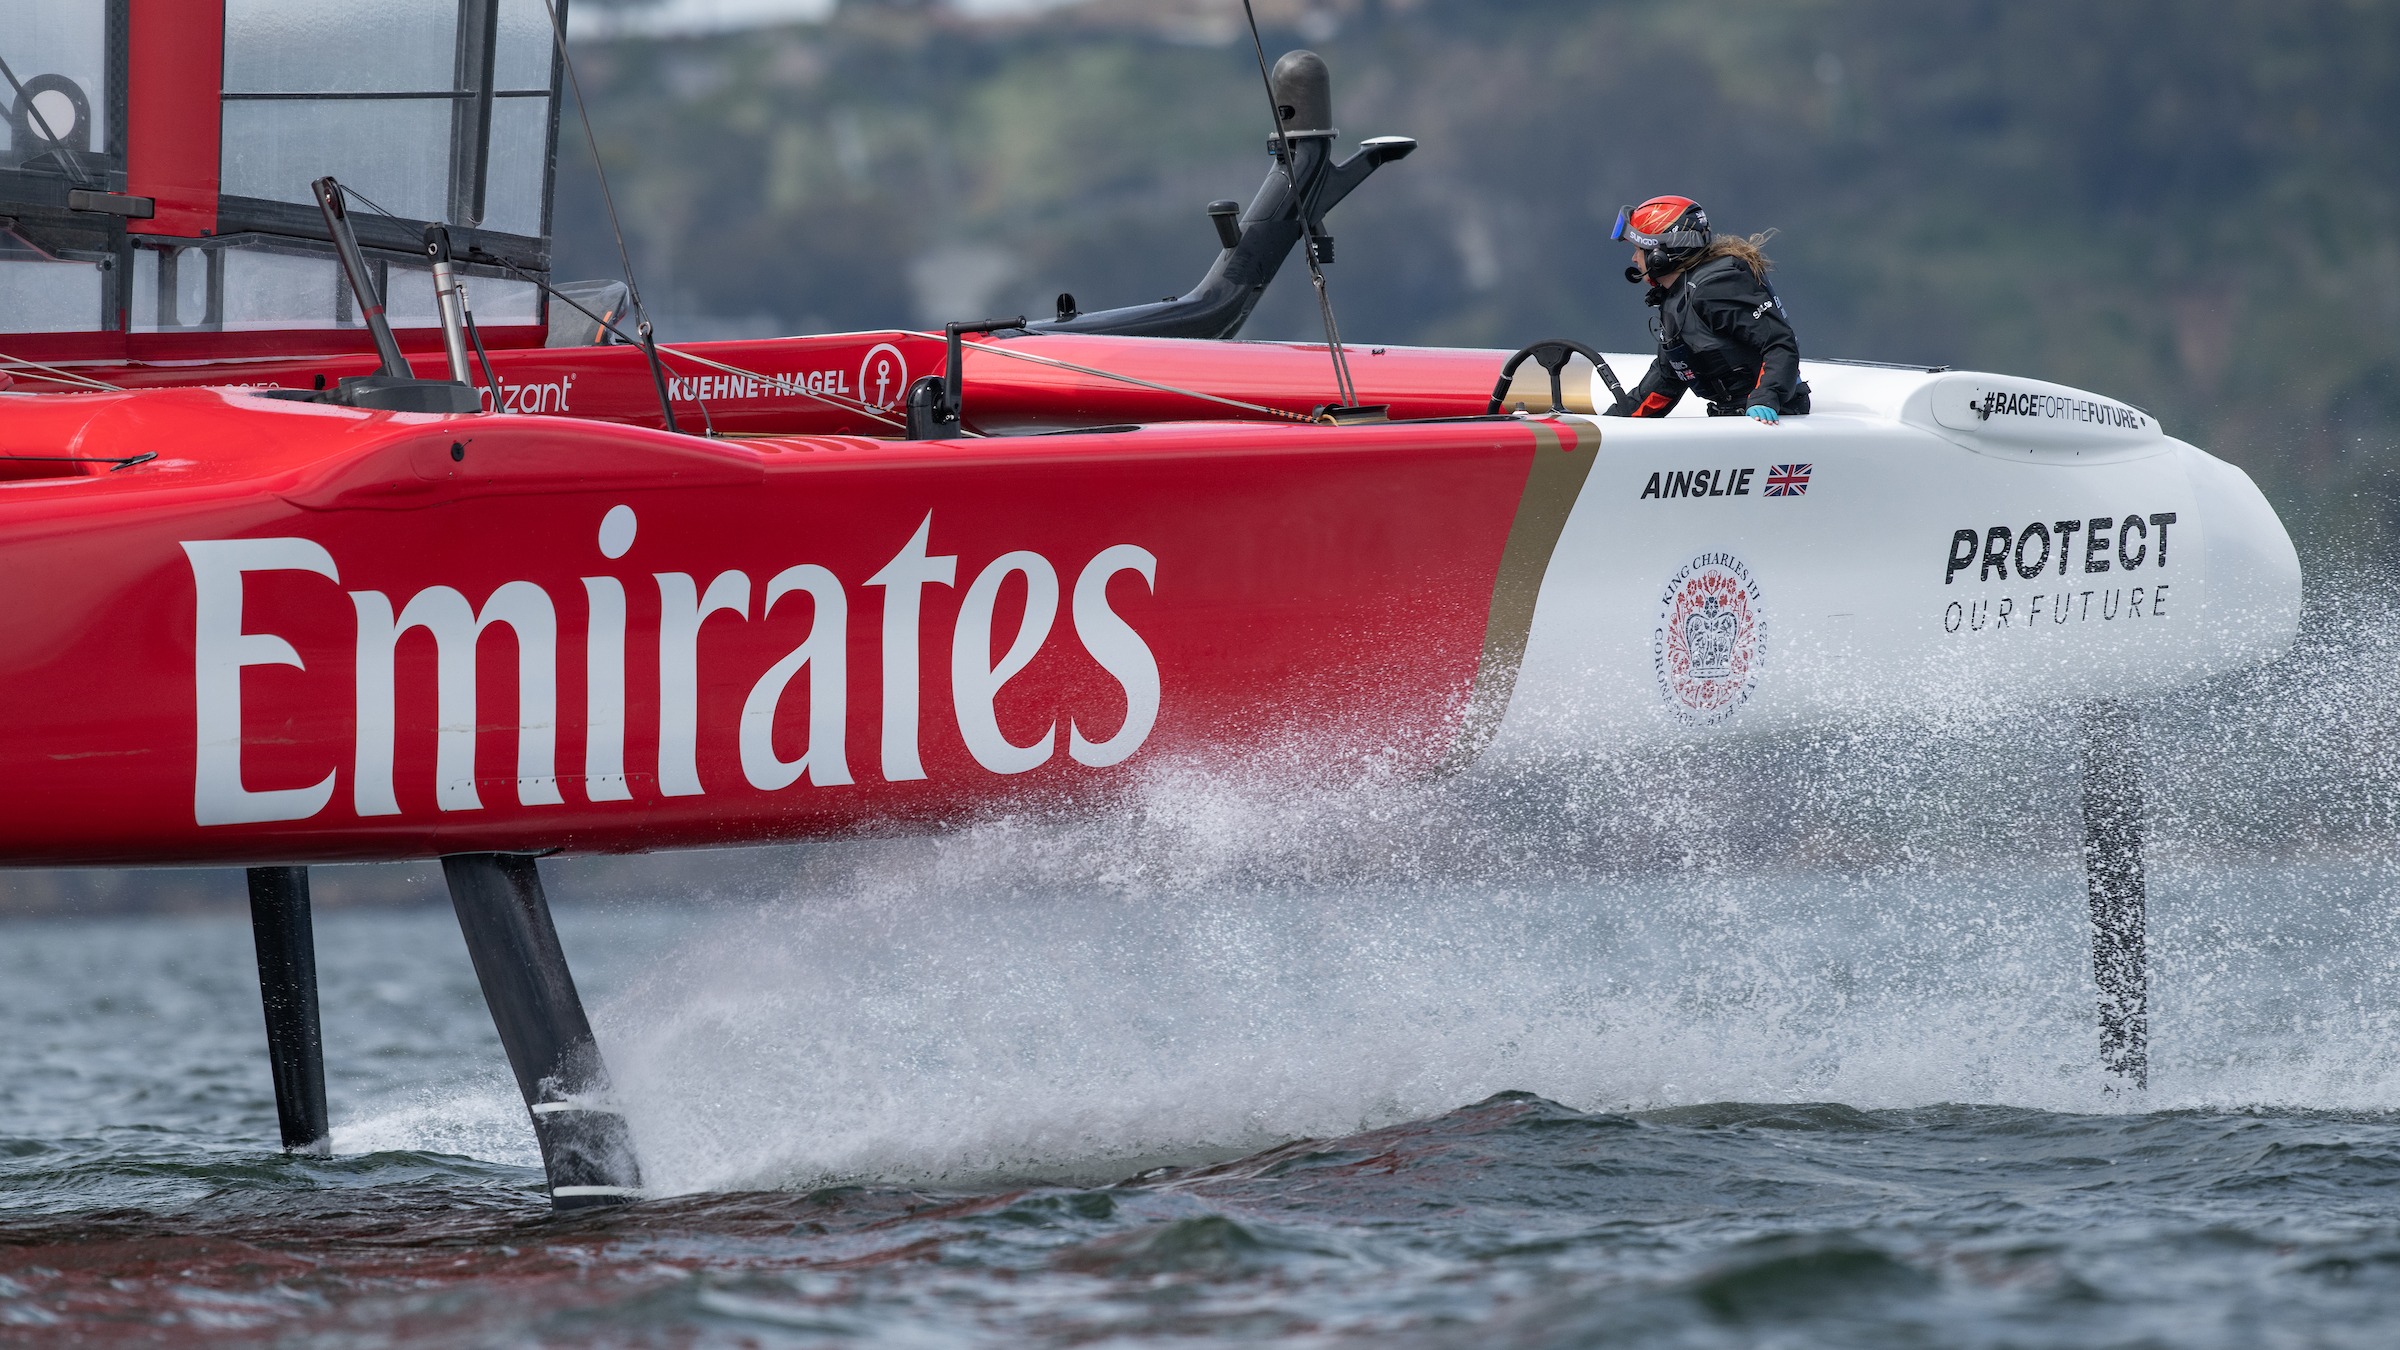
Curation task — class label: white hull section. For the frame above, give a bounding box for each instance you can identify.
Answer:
[1487,360,2302,756]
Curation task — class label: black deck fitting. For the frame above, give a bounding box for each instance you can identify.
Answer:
[442,853,643,1209]
[1029,50,1414,342]
[246,865,330,1154]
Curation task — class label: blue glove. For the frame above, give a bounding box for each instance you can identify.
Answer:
[1746,405,1780,424]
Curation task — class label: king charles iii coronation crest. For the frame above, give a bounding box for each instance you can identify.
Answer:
[1653,552,1765,726]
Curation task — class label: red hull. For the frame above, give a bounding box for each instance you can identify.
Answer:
[23,331,1509,436]
[0,388,1587,866]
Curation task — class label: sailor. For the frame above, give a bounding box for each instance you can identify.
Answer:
[1604,196,1809,423]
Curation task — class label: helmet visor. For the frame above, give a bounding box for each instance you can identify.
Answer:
[1618,197,1699,250]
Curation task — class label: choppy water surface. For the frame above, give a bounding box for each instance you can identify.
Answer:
[5,589,2400,1345]
[2,850,2398,1347]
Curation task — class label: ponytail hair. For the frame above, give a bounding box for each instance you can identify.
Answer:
[1698,229,1777,281]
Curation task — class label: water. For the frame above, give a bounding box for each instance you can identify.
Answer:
[5,578,2400,1344]
[4,849,2400,1346]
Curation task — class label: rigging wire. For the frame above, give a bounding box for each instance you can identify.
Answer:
[0,451,155,470]
[208,179,1301,434]
[455,251,910,430]
[0,351,121,392]
[538,0,682,433]
[479,251,698,424]
[1238,0,1358,409]
[644,342,897,428]
[316,216,1288,431]
[324,180,512,404]
[461,302,508,412]
[501,257,903,429]
[291,12,1338,434]
[339,141,726,435]
[907,332,1311,423]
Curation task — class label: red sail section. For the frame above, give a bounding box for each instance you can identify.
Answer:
[126,0,225,238]
[0,391,1572,866]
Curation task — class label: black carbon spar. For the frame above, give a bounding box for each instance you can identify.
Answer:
[443,854,644,1208]
[239,855,644,1208]
[246,866,330,1154]
[1029,50,1414,343]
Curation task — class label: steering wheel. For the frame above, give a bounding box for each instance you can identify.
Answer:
[1485,339,1627,415]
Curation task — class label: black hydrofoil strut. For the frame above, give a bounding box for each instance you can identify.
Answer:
[2080,699,2150,1088]
[246,866,330,1154]
[443,853,643,1208]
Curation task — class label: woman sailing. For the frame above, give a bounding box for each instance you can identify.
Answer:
[1605,195,1808,423]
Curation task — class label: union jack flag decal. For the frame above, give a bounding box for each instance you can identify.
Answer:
[1763,463,1812,497]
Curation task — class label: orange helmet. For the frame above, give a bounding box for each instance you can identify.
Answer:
[1611,195,1712,280]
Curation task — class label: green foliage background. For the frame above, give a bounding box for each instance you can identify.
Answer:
[556,0,2400,559]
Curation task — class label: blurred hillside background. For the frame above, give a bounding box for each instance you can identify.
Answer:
[8,0,2398,913]
[552,0,2400,552]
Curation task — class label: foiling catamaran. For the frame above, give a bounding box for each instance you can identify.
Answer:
[0,1,2299,1207]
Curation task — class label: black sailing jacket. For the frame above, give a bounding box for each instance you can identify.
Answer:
[1608,253,1809,417]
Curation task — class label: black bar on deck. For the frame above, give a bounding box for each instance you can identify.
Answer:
[441,853,643,1209]
[2080,699,2150,1089]
[310,176,413,380]
[245,866,330,1154]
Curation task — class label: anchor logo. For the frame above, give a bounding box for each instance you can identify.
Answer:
[858,343,909,410]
